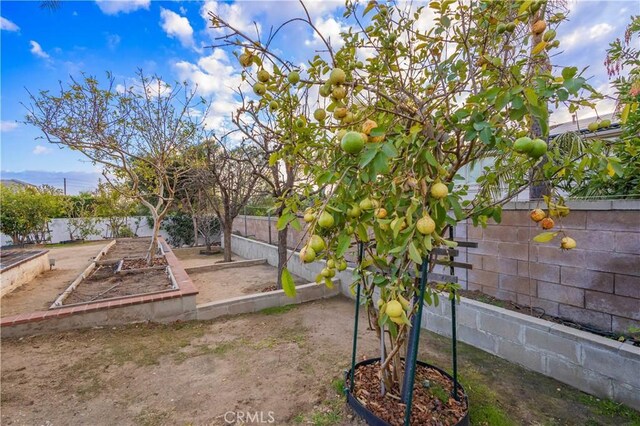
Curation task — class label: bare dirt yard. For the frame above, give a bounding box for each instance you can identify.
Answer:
[189,264,308,304]
[0,241,109,317]
[172,247,233,270]
[2,297,638,426]
[174,248,307,304]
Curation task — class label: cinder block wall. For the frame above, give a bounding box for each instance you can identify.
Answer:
[233,200,639,333]
[465,200,639,334]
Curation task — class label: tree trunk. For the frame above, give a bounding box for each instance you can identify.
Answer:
[528,7,551,200]
[191,215,198,247]
[223,219,233,262]
[276,227,288,289]
[147,216,161,265]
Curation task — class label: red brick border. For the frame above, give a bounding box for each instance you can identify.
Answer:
[0,238,197,328]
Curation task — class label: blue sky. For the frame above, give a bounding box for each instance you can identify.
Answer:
[0,0,636,193]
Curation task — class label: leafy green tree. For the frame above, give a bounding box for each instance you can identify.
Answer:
[210,0,614,400]
[553,15,640,199]
[0,185,63,244]
[94,183,137,238]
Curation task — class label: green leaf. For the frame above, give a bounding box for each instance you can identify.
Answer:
[363,0,376,16]
[336,234,350,257]
[561,66,577,80]
[281,268,296,298]
[524,87,539,107]
[356,223,369,242]
[533,232,558,243]
[290,218,302,231]
[531,41,547,55]
[276,212,294,230]
[518,0,533,14]
[370,127,386,137]
[449,195,464,220]
[423,150,438,167]
[324,277,334,289]
[359,147,378,168]
[409,241,423,265]
[381,142,398,158]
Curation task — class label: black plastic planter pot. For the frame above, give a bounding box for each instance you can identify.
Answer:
[345,358,469,426]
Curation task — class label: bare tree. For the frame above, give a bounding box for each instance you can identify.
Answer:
[25,71,204,264]
[188,137,265,262]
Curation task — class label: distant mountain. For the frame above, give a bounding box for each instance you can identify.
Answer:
[0,170,102,195]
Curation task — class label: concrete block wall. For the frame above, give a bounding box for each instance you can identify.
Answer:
[421,296,640,410]
[233,200,639,333]
[228,234,356,297]
[465,200,639,334]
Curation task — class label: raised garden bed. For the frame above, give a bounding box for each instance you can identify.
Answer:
[52,238,176,308]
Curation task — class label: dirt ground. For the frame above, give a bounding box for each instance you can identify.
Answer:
[189,264,307,304]
[172,249,244,270]
[2,297,638,426]
[173,249,307,304]
[1,241,109,317]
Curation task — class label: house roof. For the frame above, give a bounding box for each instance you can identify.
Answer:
[0,179,36,188]
[549,112,621,139]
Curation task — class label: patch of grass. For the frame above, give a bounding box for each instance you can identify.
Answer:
[292,413,306,423]
[331,376,346,396]
[260,304,297,315]
[309,409,342,426]
[294,378,347,426]
[252,326,308,349]
[578,394,640,422]
[459,371,513,426]
[63,322,208,380]
[134,408,171,426]
[428,383,449,405]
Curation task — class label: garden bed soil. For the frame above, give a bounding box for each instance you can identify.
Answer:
[351,360,467,426]
[460,289,639,346]
[188,263,306,304]
[120,256,167,270]
[61,266,172,305]
[2,298,638,425]
[100,238,151,261]
[0,241,108,318]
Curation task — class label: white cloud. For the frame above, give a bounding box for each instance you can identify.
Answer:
[29,40,50,59]
[160,8,195,48]
[1,121,19,132]
[560,23,614,51]
[1,16,19,32]
[106,33,121,50]
[305,16,347,50]
[33,145,52,155]
[200,1,261,38]
[173,48,247,131]
[95,0,150,15]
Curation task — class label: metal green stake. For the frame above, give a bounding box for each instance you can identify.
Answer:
[403,258,429,426]
[349,242,364,392]
[449,226,460,401]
